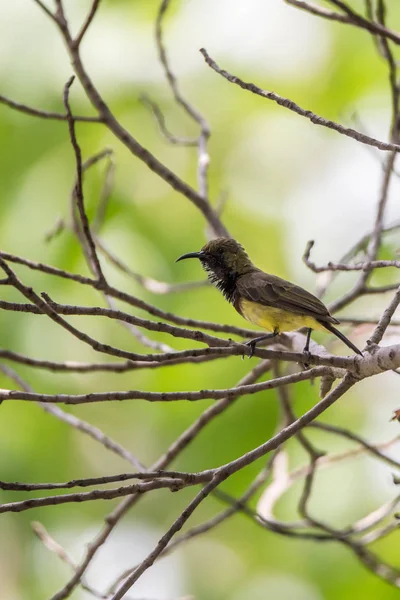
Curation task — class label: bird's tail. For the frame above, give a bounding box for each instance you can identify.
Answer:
[320,321,362,355]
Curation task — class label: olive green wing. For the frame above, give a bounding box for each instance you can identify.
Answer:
[237,271,338,323]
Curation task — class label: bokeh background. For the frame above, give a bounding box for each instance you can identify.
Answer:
[1,0,400,598]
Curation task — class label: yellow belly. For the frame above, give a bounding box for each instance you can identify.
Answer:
[240,299,325,332]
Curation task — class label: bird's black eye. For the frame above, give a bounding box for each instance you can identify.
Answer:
[217,247,223,255]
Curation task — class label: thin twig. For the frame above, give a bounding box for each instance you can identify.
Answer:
[0,366,331,405]
[74,0,101,48]
[368,285,400,344]
[63,77,106,283]
[200,48,400,154]
[0,94,101,122]
[303,241,400,272]
[141,95,198,146]
[286,0,400,45]
[156,0,211,200]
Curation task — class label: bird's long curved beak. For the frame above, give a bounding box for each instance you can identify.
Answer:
[176,251,203,262]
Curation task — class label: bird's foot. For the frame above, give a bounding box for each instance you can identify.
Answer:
[302,349,312,370]
[244,339,256,359]
[244,330,279,359]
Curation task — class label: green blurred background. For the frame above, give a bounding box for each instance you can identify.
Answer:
[1,0,400,598]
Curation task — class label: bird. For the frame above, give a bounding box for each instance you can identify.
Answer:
[176,237,362,357]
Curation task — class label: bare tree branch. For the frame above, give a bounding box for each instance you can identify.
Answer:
[286,0,400,45]
[63,77,106,283]
[0,93,101,122]
[200,48,400,154]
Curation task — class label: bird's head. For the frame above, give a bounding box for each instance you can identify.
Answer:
[176,238,254,281]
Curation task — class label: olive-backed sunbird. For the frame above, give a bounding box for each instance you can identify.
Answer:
[176,238,362,356]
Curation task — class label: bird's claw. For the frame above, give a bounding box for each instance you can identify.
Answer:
[302,349,311,370]
[244,340,256,359]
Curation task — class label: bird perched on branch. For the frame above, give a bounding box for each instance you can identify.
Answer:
[177,238,362,356]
